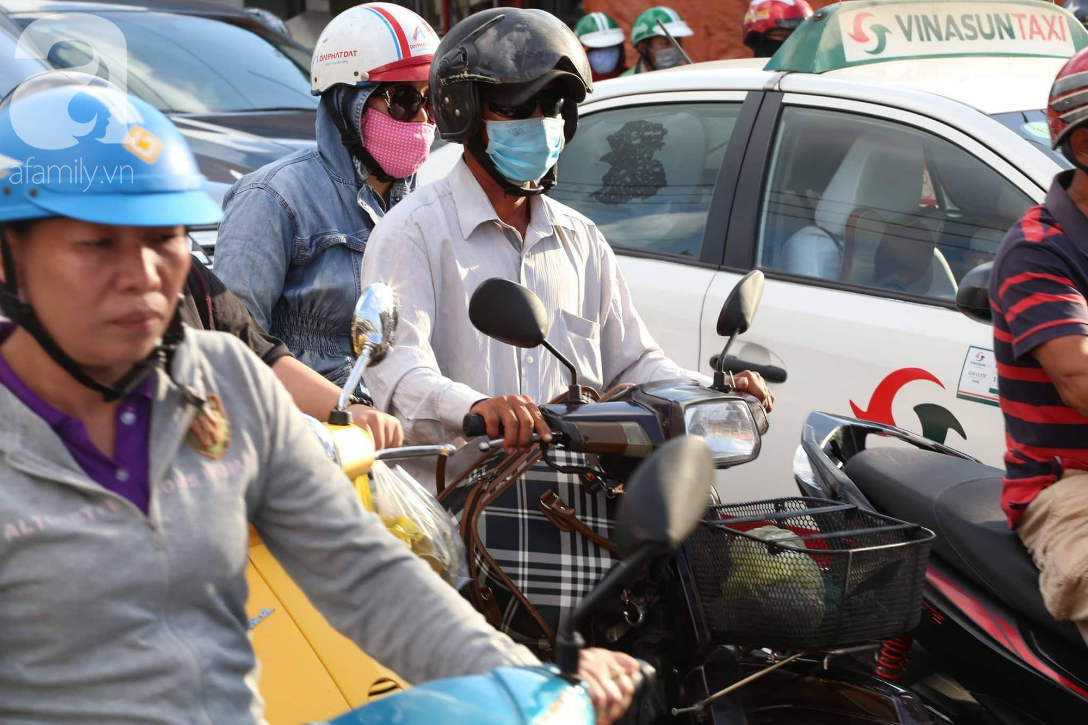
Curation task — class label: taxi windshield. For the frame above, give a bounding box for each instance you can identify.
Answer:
[989,111,1071,169]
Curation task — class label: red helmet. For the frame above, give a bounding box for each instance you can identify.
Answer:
[742,0,813,46]
[1049,47,1088,149]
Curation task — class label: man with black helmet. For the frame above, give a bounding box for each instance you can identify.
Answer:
[361,10,772,692]
[362,7,772,463]
[362,11,771,703]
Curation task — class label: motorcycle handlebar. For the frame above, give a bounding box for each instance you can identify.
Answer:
[464,412,548,452]
[462,411,559,440]
[634,659,657,694]
[462,413,489,438]
[464,390,764,457]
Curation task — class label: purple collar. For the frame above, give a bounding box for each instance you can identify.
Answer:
[0,321,154,514]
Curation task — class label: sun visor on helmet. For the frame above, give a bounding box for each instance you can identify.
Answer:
[481,70,587,107]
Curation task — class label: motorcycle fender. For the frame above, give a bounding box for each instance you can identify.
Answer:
[246,526,406,724]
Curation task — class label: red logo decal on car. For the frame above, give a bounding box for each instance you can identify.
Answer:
[851,368,967,445]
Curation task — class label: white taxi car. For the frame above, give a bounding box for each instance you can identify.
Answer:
[419,0,1082,497]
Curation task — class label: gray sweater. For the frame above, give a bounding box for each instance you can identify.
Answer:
[0,330,536,724]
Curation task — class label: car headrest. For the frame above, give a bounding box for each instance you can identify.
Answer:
[814,134,925,239]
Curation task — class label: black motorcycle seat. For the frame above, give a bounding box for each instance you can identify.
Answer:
[843,447,1084,649]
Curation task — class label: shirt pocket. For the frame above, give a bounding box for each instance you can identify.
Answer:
[556,309,603,393]
[300,230,368,265]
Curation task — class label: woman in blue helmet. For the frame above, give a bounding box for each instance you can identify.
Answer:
[0,74,638,724]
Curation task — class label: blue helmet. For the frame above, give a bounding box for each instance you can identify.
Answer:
[0,72,221,227]
[0,73,221,402]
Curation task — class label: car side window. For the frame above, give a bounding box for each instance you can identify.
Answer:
[552,102,742,259]
[757,107,1035,301]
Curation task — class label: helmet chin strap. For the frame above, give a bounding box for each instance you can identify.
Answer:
[359,147,395,184]
[0,229,184,403]
[466,133,556,198]
[323,92,396,184]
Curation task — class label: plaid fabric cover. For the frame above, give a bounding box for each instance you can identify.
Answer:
[450,449,621,651]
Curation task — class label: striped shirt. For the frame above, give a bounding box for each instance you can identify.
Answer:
[991,170,1088,528]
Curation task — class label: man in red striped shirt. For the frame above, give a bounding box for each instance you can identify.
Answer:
[991,48,1088,645]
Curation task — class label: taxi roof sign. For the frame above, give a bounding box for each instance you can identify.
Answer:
[765,0,1088,73]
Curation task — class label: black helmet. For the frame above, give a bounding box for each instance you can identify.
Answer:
[432,8,592,144]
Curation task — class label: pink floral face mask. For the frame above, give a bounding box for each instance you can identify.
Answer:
[361,107,435,179]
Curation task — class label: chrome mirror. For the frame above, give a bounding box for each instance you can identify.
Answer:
[351,282,399,363]
[333,283,400,423]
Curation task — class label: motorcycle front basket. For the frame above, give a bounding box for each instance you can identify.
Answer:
[686,497,934,651]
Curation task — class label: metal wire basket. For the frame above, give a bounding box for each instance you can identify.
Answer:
[685,497,934,651]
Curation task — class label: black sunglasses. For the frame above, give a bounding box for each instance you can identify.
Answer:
[487,92,565,121]
[380,84,431,122]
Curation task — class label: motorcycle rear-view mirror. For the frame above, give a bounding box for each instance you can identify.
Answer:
[717,269,765,338]
[956,262,993,325]
[350,282,399,362]
[330,283,400,425]
[468,278,549,348]
[555,436,713,674]
[468,278,584,404]
[713,270,765,391]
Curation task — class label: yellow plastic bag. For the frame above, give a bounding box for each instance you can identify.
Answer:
[366,461,466,587]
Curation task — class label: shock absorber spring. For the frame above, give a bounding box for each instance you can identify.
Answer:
[875,633,913,681]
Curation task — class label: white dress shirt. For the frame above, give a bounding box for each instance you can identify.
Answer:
[361,156,699,456]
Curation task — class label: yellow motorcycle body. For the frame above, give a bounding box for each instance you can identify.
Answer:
[244,424,407,724]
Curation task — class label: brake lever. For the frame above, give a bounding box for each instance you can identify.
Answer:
[478,434,543,452]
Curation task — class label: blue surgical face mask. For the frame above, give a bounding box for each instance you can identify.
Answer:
[484,116,566,184]
[588,46,622,75]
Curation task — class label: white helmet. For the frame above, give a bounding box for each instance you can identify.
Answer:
[310,2,439,95]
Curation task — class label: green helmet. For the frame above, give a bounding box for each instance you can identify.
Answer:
[631,6,694,46]
[574,12,625,48]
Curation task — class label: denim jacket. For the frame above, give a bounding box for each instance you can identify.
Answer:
[212,90,412,393]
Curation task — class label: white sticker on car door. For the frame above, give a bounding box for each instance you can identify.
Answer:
[957,346,999,407]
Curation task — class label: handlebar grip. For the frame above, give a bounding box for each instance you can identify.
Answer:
[462,413,490,438]
[740,393,771,435]
[634,660,657,694]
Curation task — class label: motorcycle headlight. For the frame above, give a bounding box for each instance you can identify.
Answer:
[303,415,342,467]
[683,400,761,466]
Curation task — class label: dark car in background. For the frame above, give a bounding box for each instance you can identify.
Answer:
[0,0,320,256]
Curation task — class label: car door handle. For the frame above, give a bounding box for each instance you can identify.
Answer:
[709,355,788,383]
